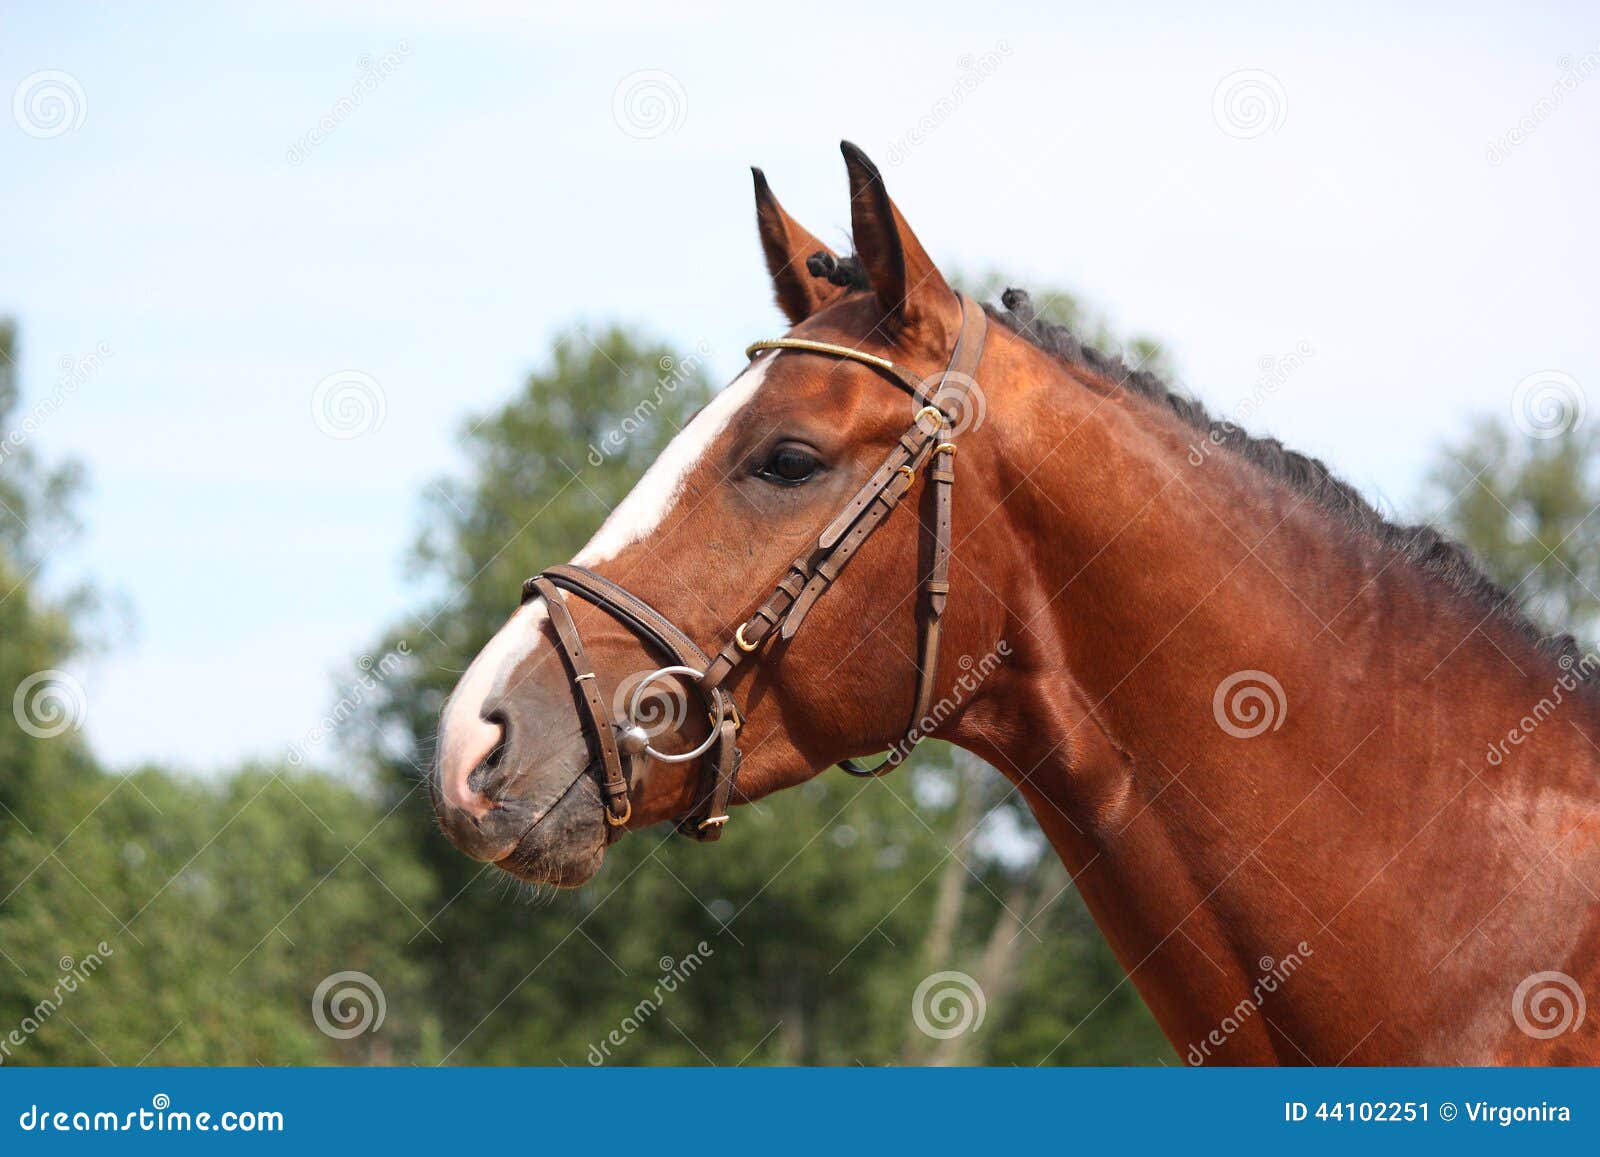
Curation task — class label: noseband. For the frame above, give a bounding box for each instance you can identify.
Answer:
[523,295,987,841]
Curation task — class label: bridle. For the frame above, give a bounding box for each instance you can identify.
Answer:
[522,294,987,842]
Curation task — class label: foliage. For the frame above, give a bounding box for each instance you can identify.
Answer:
[1,310,1171,1066]
[0,768,437,1065]
[1,323,432,1066]
[1424,418,1600,643]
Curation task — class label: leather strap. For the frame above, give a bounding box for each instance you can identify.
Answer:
[528,564,741,841]
[907,297,987,736]
[521,294,987,835]
[526,576,633,827]
[534,565,712,670]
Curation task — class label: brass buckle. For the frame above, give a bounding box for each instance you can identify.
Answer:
[935,442,957,456]
[915,405,944,426]
[605,797,632,827]
[697,814,730,830]
[734,621,759,652]
[896,464,915,484]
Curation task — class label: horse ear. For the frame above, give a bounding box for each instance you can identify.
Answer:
[840,140,956,340]
[752,167,846,325]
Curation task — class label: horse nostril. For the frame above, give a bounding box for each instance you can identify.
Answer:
[481,712,509,772]
[439,707,507,820]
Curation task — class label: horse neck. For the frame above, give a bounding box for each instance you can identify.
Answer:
[954,340,1600,1063]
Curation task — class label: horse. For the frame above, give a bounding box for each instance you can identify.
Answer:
[430,141,1599,1065]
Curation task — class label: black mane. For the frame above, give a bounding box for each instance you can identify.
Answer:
[808,252,1583,671]
[993,285,1590,672]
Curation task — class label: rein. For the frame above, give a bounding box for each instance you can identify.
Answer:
[523,294,987,841]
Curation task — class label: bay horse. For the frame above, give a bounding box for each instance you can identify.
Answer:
[431,142,1599,1065]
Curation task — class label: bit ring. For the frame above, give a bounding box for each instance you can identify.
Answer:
[625,665,727,764]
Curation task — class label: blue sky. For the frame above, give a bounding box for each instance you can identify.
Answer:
[3,1,1598,771]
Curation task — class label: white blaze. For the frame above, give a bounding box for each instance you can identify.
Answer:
[437,356,773,813]
[573,354,775,565]
[437,598,550,816]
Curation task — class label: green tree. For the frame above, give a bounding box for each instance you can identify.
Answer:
[0,768,439,1065]
[1424,417,1600,642]
[1,322,436,1066]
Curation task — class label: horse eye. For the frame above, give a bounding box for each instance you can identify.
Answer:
[757,445,821,485]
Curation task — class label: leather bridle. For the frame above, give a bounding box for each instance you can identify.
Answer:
[522,294,987,842]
